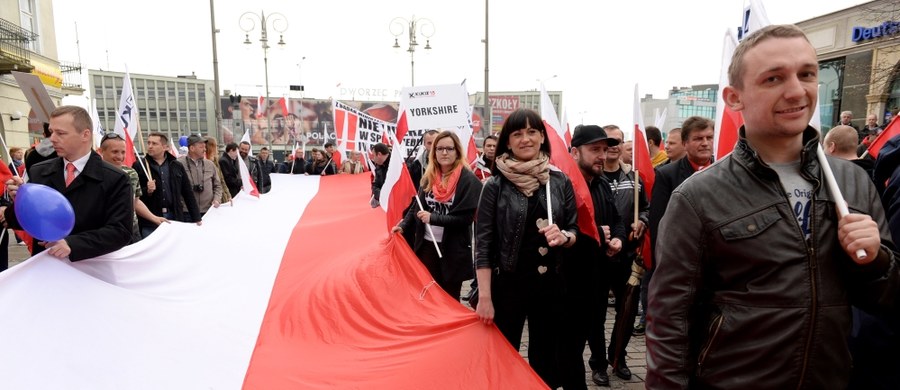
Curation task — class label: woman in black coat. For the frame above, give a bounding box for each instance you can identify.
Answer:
[393,131,481,301]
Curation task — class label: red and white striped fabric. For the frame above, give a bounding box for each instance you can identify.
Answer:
[113,69,139,167]
[0,174,543,389]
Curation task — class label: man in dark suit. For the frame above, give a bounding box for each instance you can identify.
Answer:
[1,106,133,261]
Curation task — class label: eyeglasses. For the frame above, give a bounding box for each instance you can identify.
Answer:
[435,146,456,154]
[100,132,124,143]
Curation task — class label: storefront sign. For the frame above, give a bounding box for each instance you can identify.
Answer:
[851,21,899,43]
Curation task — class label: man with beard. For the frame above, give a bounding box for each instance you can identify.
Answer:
[559,124,626,389]
[471,135,497,181]
[239,141,261,192]
[586,124,649,383]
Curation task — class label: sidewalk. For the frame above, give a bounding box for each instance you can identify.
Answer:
[6,241,647,389]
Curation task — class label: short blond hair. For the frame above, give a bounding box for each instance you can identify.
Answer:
[823,125,859,155]
[728,25,810,89]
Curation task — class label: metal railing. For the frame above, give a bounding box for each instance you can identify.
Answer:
[0,18,37,74]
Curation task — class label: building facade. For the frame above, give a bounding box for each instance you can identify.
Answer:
[0,0,80,152]
[640,84,718,138]
[469,90,563,138]
[89,69,217,144]
[797,0,900,131]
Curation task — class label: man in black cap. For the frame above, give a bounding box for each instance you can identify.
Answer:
[177,135,222,216]
[559,124,626,389]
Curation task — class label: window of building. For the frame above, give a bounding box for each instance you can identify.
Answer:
[19,0,40,53]
[819,58,844,133]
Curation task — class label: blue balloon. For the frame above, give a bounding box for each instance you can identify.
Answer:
[14,183,75,242]
[179,135,189,147]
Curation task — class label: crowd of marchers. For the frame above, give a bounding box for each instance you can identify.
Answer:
[0,23,898,390]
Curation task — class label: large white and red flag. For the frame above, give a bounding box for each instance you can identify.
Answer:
[714,0,770,159]
[113,68,139,167]
[540,84,601,243]
[561,108,572,148]
[379,111,417,232]
[0,174,545,388]
[238,131,260,197]
[633,84,656,269]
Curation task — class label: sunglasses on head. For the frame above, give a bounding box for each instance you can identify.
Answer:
[100,132,124,143]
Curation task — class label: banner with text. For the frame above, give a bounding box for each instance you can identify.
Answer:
[400,84,473,157]
[333,101,399,154]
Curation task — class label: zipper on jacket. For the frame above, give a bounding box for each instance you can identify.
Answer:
[795,176,821,389]
[696,313,724,376]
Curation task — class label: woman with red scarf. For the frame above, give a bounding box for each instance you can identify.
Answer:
[393,131,482,301]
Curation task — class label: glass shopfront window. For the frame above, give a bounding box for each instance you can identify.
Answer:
[819,58,844,134]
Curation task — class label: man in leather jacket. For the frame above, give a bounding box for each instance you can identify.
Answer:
[646,24,900,389]
[560,124,626,389]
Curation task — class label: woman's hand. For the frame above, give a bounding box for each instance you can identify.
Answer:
[476,296,495,325]
[539,223,568,247]
[416,211,431,224]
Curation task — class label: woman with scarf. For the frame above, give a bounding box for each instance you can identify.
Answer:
[473,108,578,388]
[392,131,481,301]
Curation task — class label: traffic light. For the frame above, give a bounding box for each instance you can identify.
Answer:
[289,85,304,91]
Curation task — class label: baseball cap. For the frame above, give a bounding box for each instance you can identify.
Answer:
[571,125,620,147]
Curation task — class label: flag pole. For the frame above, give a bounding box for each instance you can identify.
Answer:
[545,180,553,227]
[633,169,639,237]
[414,194,443,258]
[0,130,20,178]
[816,144,866,260]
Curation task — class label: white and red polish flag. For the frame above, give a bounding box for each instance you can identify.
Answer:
[380,111,417,232]
[633,84,656,268]
[561,108,572,148]
[256,96,266,119]
[714,0,770,160]
[539,84,601,243]
[113,68,139,167]
[0,175,545,388]
[168,137,181,158]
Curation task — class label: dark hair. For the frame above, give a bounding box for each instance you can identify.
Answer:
[680,116,714,142]
[240,141,251,147]
[99,132,125,148]
[148,131,169,144]
[260,146,269,152]
[324,142,334,148]
[42,122,51,138]
[225,143,238,152]
[494,108,550,170]
[645,126,662,147]
[372,143,390,155]
[482,134,498,147]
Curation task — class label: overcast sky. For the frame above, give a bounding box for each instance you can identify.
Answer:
[53,0,869,130]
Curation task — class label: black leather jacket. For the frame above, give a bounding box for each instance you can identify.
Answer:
[646,127,900,389]
[475,169,579,273]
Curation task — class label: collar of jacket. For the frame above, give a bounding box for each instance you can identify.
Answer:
[734,125,821,181]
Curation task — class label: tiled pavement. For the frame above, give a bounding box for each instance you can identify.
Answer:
[6,238,646,389]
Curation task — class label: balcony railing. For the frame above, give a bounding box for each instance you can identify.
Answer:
[0,18,37,74]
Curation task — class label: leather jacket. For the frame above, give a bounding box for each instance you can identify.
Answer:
[475,169,579,273]
[603,163,648,256]
[646,127,900,389]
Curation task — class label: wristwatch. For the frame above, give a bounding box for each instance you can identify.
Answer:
[562,230,573,244]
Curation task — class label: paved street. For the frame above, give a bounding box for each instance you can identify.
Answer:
[6,238,646,389]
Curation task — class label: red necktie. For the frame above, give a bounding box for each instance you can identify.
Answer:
[65,162,76,187]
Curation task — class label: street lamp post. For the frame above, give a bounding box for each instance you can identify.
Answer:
[389,16,435,87]
[240,10,288,117]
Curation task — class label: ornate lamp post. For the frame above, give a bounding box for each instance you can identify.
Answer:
[239,10,288,113]
[389,16,435,87]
